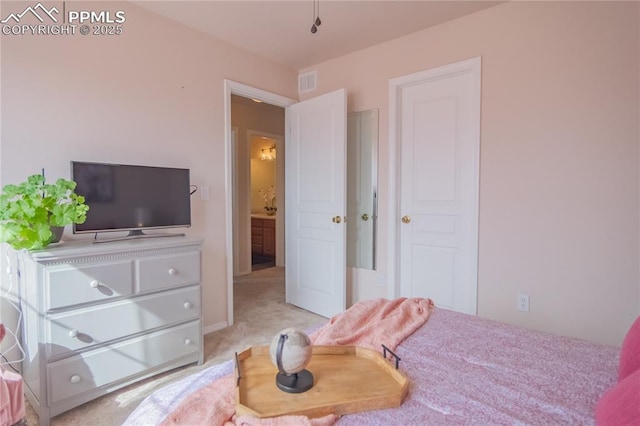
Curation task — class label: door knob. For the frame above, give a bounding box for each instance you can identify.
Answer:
[361,213,369,221]
[402,215,411,224]
[332,216,342,224]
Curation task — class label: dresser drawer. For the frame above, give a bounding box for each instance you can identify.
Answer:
[45,260,134,311]
[136,251,200,293]
[47,320,201,405]
[46,285,200,358]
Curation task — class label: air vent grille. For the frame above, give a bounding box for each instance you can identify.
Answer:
[298,71,317,94]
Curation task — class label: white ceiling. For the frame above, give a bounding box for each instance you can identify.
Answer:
[133,1,503,69]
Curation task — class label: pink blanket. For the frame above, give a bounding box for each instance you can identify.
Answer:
[161,298,433,426]
[310,297,433,350]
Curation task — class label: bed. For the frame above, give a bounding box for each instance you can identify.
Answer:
[124,300,639,425]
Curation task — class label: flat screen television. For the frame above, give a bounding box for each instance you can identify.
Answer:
[71,161,191,241]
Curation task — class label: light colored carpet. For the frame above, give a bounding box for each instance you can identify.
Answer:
[24,266,325,425]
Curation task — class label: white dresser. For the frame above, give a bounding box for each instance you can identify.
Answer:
[15,236,204,426]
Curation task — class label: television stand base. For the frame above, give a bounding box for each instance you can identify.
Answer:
[93,230,186,244]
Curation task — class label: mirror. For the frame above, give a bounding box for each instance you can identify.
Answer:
[346,109,378,270]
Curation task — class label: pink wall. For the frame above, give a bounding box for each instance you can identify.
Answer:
[301,1,640,346]
[0,1,297,336]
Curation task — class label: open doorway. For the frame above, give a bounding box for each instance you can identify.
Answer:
[247,131,281,271]
[230,95,284,275]
[224,81,296,326]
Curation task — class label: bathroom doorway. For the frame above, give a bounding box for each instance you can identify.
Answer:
[224,81,296,327]
[248,131,281,271]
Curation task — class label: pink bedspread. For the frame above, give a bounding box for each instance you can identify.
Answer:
[339,308,619,425]
[125,306,618,426]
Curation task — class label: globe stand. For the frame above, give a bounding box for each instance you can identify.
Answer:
[275,334,314,394]
[275,370,314,393]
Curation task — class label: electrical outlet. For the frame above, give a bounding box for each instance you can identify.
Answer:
[517,294,530,312]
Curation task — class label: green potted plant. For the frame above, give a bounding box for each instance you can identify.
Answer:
[0,173,89,250]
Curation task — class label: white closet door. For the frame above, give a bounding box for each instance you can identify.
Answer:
[394,58,481,314]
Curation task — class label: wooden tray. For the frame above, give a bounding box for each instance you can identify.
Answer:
[235,345,409,418]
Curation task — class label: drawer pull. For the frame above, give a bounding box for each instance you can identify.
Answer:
[70,375,81,384]
[183,302,193,309]
[184,338,192,346]
[168,268,177,276]
[69,329,79,338]
[89,280,100,288]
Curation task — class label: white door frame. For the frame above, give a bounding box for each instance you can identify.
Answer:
[231,126,241,276]
[387,57,481,302]
[223,80,296,327]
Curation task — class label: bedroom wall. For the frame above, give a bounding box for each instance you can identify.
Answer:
[300,1,640,347]
[0,0,297,358]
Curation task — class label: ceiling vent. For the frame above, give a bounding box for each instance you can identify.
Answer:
[298,71,317,94]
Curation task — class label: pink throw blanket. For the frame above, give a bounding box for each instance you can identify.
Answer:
[161,298,433,426]
[310,297,433,351]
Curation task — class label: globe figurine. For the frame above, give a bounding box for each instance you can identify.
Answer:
[269,328,314,393]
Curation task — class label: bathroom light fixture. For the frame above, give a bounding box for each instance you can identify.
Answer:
[261,144,276,161]
[311,0,321,34]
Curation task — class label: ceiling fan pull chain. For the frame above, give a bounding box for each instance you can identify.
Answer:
[315,0,321,27]
[311,0,321,34]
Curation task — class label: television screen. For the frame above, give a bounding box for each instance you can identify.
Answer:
[71,161,191,235]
